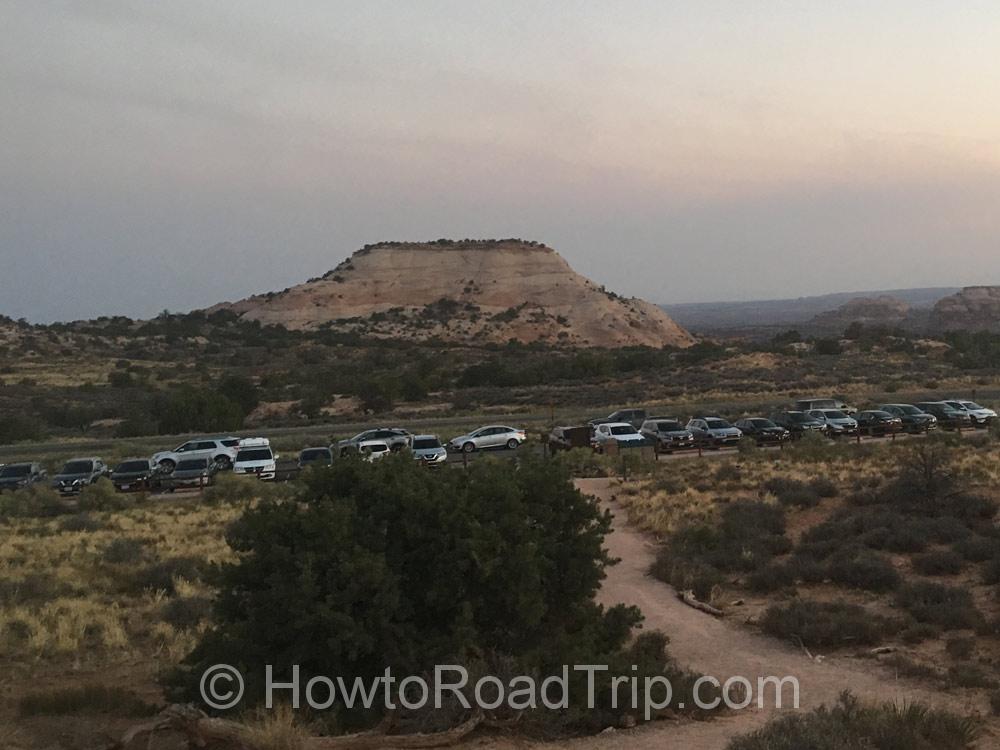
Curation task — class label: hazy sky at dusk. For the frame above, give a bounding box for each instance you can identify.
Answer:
[3,1,1000,321]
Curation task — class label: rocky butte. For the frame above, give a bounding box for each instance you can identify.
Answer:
[927,286,1000,333]
[212,239,695,348]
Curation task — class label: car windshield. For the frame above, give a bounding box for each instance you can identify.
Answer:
[753,419,776,427]
[822,410,847,419]
[610,426,638,436]
[705,419,731,429]
[868,411,891,418]
[786,413,812,423]
[656,421,684,431]
[300,449,330,461]
[412,438,441,450]
[60,461,93,474]
[237,449,272,462]
[177,459,208,470]
[0,465,31,478]
[961,402,984,410]
[365,444,389,453]
[892,405,921,415]
[115,460,149,473]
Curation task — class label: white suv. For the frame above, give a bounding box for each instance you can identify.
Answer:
[152,437,241,473]
[232,438,277,480]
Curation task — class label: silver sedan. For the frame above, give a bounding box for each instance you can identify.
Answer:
[448,425,526,453]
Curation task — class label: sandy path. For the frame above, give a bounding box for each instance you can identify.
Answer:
[461,478,996,750]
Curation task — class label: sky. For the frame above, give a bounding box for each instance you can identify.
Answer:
[2,1,1000,322]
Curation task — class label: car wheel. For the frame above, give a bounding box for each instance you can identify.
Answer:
[462,442,476,453]
[214,456,232,471]
[158,459,175,474]
[506,438,519,450]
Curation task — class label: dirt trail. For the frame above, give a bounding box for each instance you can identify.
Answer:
[464,478,996,750]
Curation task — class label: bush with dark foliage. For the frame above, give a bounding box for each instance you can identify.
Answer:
[168,456,710,734]
[727,691,979,750]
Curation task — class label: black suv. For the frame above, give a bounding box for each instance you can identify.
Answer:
[878,404,937,433]
[0,462,47,492]
[734,418,790,444]
[915,402,972,430]
[640,418,696,452]
[52,457,109,495]
[111,458,162,492]
[856,410,903,436]
[770,411,826,436]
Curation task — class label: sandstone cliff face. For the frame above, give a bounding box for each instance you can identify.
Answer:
[810,295,911,329]
[215,240,695,348]
[929,286,1000,333]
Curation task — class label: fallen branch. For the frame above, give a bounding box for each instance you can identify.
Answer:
[678,589,723,617]
[112,705,485,750]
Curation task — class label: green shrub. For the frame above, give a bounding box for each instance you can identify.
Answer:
[0,573,73,605]
[944,636,975,661]
[167,457,684,733]
[727,691,979,750]
[953,536,996,563]
[896,582,982,631]
[101,537,147,565]
[747,562,796,593]
[761,600,898,648]
[947,664,997,689]
[982,557,1000,585]
[825,549,901,592]
[163,596,213,630]
[78,478,133,512]
[201,472,263,504]
[57,512,107,533]
[0,484,66,519]
[900,623,940,645]
[125,556,208,596]
[912,550,965,576]
[18,685,158,717]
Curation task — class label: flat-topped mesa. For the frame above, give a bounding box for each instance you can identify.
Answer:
[215,239,695,348]
[929,286,1000,333]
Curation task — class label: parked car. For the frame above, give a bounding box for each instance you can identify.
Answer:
[410,435,448,466]
[165,457,217,491]
[52,457,109,495]
[945,400,997,427]
[640,418,696,452]
[592,422,648,452]
[111,458,161,492]
[359,440,392,461]
[686,417,742,448]
[298,447,333,469]
[878,404,937,433]
[335,428,411,456]
[232,438,276,480]
[589,409,647,429]
[807,409,859,437]
[915,402,972,430]
[770,411,827,436]
[733,418,790,444]
[152,437,241,473]
[0,462,47,492]
[547,425,594,453]
[794,398,856,414]
[448,425,526,453]
[855,410,904,436]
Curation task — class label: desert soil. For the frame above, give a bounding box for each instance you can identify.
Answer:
[461,478,998,750]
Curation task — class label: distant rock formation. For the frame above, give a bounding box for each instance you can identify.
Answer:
[929,286,1000,333]
[211,239,695,348]
[809,295,911,331]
